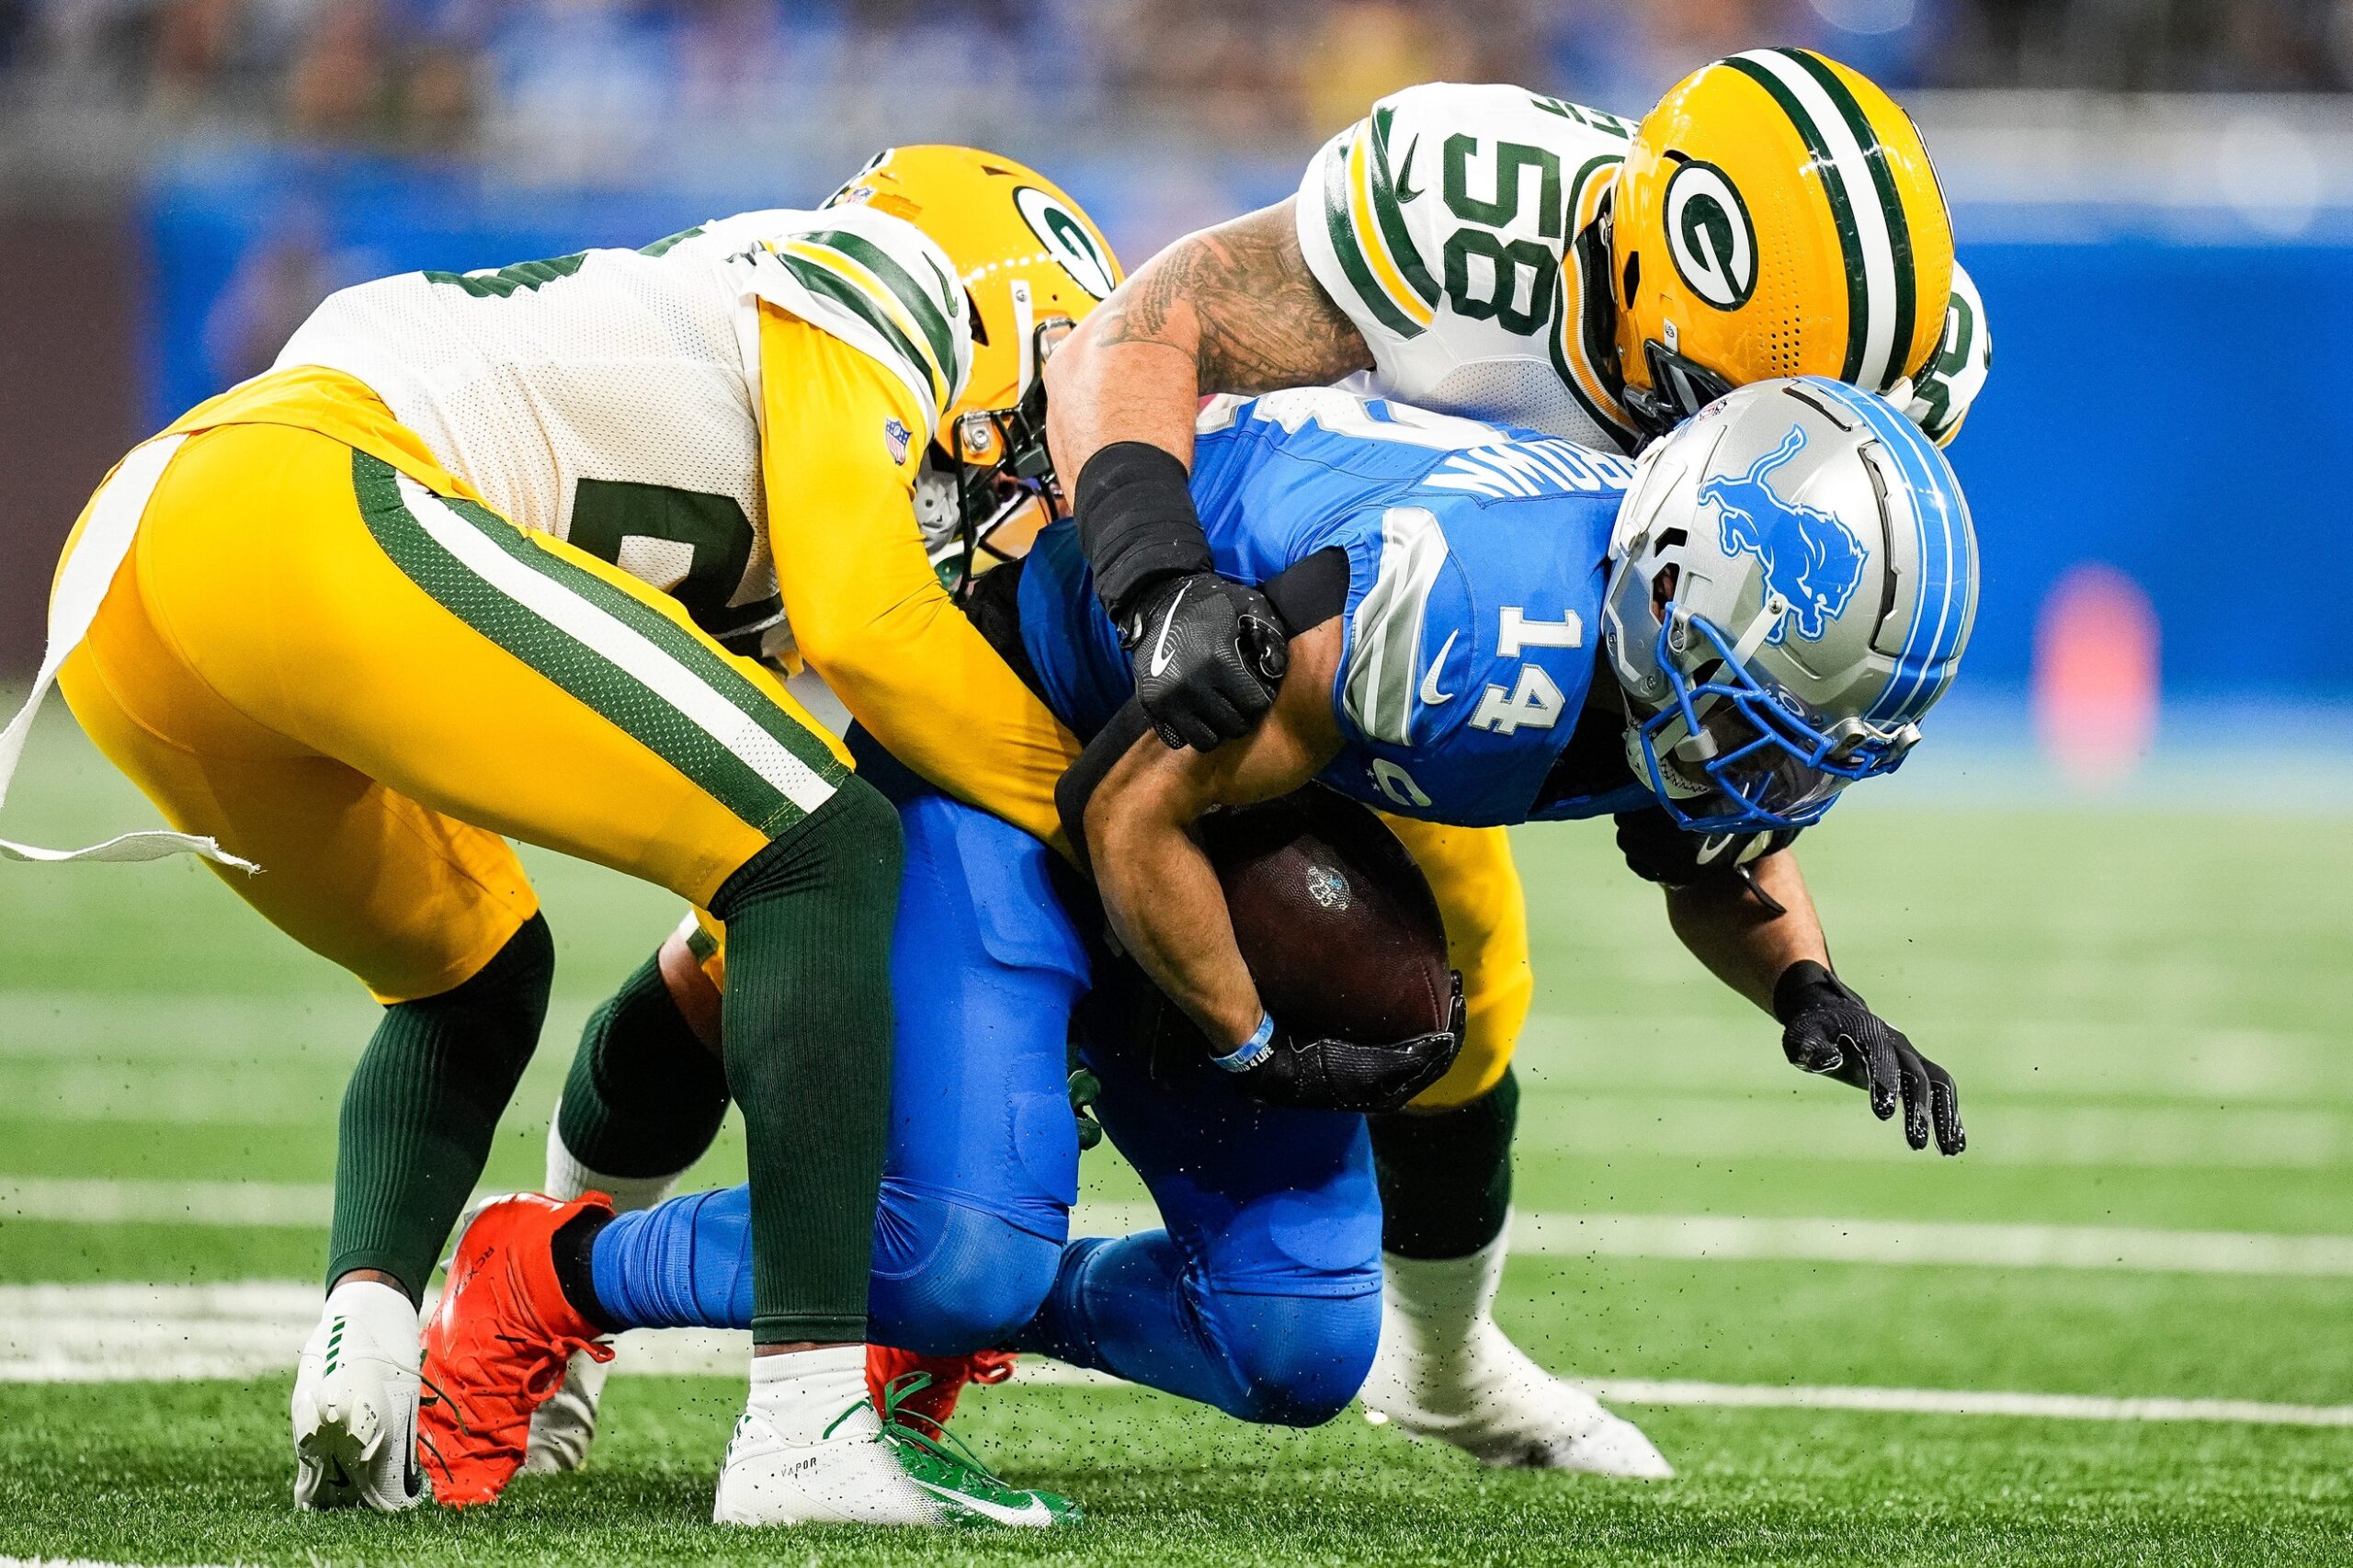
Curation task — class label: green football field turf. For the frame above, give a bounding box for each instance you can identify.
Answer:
[3,703,2351,1565]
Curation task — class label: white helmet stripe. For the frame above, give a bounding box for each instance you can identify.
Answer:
[1737,50,1902,392]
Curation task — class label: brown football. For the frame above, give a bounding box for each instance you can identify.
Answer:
[1197,788,1452,1043]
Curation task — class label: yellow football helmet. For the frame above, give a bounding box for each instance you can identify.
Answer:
[825,145,1123,581]
[1611,50,1954,437]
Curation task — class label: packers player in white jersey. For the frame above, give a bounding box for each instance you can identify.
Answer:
[0,146,1118,1528]
[1039,50,1992,1474]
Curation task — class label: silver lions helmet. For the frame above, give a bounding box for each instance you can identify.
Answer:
[1600,377,1980,835]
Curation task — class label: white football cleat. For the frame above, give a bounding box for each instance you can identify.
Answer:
[1361,1230,1673,1479]
[524,1346,609,1473]
[291,1280,429,1510]
[712,1402,955,1528]
[712,1346,1078,1528]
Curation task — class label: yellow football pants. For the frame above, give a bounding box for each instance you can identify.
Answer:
[58,420,850,1004]
[1377,817,1532,1109]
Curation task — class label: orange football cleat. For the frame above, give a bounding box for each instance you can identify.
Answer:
[865,1344,1018,1432]
[418,1192,616,1506]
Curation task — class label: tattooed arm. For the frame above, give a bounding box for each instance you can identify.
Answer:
[1045,198,1373,481]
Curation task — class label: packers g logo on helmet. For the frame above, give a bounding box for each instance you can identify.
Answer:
[1614,50,1954,436]
[1662,161,1756,311]
[1013,187,1117,301]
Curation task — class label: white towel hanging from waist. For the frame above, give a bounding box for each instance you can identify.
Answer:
[0,434,256,869]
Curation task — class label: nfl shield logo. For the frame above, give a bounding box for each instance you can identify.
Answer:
[1304,863,1353,913]
[882,418,913,464]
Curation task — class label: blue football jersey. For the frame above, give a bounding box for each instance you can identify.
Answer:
[1018,390,1658,827]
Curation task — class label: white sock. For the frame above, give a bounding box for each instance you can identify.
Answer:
[1382,1221,1511,1357]
[746,1345,876,1446]
[545,1105,688,1213]
[323,1277,422,1356]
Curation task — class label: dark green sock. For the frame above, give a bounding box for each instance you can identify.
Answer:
[707,777,902,1346]
[328,914,554,1300]
[1370,1068,1519,1260]
[556,951,731,1180]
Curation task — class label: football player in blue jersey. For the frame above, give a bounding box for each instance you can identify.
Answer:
[421,373,1975,1502]
[1046,51,1992,1471]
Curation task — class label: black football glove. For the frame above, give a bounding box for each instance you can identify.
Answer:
[1772,960,1964,1155]
[1121,570,1290,752]
[1218,974,1465,1114]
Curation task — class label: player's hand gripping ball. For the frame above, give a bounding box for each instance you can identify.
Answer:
[1199,789,1462,1113]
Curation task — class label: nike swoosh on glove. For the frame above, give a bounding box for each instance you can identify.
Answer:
[1122,571,1290,752]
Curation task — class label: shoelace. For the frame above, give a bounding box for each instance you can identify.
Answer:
[816,1371,1028,1498]
[435,1331,610,1449]
[415,1370,459,1483]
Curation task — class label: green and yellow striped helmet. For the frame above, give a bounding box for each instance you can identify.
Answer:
[1612,50,1954,434]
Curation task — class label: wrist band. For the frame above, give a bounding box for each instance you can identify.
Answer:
[1211,1013,1277,1073]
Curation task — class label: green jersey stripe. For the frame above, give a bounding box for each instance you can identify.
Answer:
[1781,48,1918,383]
[1322,136,1426,341]
[778,252,944,411]
[351,455,812,838]
[795,228,961,395]
[431,486,848,792]
[1723,54,1870,386]
[1366,108,1441,307]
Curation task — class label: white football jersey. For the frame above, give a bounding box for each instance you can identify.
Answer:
[276,204,971,654]
[1297,82,1991,451]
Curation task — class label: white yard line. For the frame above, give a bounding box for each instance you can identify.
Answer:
[1560,1379,2353,1428]
[1505,1211,2353,1276]
[0,1178,334,1226]
[1,1281,2346,1429]
[14,1186,2353,1279]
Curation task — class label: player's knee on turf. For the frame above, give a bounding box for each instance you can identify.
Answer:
[1203,1286,1382,1427]
[870,1193,1060,1356]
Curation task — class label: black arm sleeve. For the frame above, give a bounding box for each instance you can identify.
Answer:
[1614,807,1802,889]
[1073,442,1213,617]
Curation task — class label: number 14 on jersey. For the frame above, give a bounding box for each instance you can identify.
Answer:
[1468,607,1582,736]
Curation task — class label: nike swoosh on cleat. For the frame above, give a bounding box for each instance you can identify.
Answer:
[1417,630,1458,706]
[912,1478,1056,1527]
[1148,581,1192,677]
[1394,137,1423,203]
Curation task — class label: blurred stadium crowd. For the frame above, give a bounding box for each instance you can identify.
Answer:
[3,0,2350,167]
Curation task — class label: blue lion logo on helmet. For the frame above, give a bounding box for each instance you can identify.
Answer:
[1698,426,1867,644]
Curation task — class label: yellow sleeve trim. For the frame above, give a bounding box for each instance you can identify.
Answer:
[1347,129,1438,331]
[756,306,1082,851]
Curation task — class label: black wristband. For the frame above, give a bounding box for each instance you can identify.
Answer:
[1074,441,1212,617]
[1771,958,1848,1024]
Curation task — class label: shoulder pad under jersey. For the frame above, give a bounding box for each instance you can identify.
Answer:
[1295,82,1639,450]
[712,205,973,436]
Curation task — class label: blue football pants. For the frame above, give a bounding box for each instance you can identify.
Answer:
[588,788,1382,1425]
